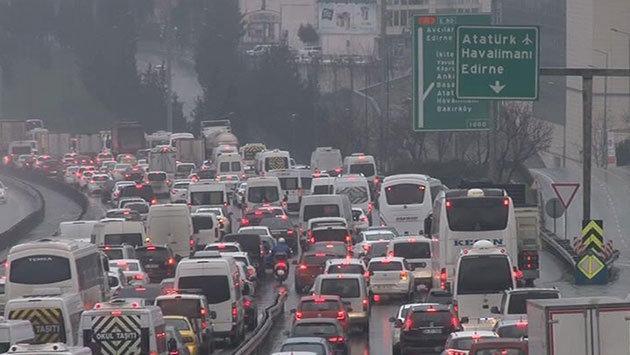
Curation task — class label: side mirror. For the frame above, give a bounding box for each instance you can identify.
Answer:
[490,306,501,314]
[423,215,433,236]
[393,319,403,328]
[460,317,469,324]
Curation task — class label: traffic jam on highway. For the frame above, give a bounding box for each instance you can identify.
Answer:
[0,118,628,355]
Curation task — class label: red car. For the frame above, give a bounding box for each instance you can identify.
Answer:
[240,206,288,226]
[469,338,528,355]
[292,295,350,332]
[294,252,338,294]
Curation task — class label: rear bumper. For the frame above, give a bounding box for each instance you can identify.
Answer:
[348,310,369,324]
[370,282,409,295]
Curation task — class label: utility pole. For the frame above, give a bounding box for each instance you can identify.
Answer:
[594,49,609,168]
[540,67,630,221]
[378,0,389,169]
[164,4,175,133]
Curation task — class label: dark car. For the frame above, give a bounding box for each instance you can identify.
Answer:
[292,295,350,332]
[123,167,145,182]
[101,179,117,203]
[135,245,177,282]
[310,242,349,258]
[38,159,63,178]
[289,318,348,355]
[240,206,286,226]
[294,252,338,294]
[392,304,461,354]
[120,183,156,204]
[116,285,162,304]
[258,216,297,248]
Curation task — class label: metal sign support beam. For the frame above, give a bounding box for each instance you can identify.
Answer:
[540,68,630,221]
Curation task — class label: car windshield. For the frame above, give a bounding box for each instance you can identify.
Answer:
[301,300,340,312]
[190,191,224,205]
[446,197,509,231]
[104,233,143,247]
[148,173,166,181]
[457,256,513,294]
[178,275,230,304]
[281,343,326,355]
[158,299,202,319]
[103,249,124,260]
[496,323,528,338]
[304,205,340,223]
[475,349,526,355]
[507,291,559,314]
[327,264,363,274]
[165,318,192,331]
[248,186,279,203]
[349,163,375,176]
[192,215,214,232]
[127,203,149,214]
[393,242,431,259]
[385,183,425,205]
[174,182,190,189]
[366,242,389,257]
[312,229,346,242]
[136,247,170,261]
[320,278,360,298]
[292,323,338,337]
[303,254,335,266]
[112,261,140,271]
[279,177,299,190]
[410,310,451,327]
[363,232,395,241]
[369,261,403,271]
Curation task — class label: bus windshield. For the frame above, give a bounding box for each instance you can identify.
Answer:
[385,184,425,205]
[457,255,513,294]
[446,197,509,231]
[10,255,72,284]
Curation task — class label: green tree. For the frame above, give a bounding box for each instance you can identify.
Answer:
[192,0,244,127]
[298,24,319,45]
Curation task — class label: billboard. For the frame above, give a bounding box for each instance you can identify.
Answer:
[318,0,377,34]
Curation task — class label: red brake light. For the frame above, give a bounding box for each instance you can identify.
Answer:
[150,197,158,205]
[337,311,346,321]
[362,298,368,311]
[134,274,144,280]
[295,311,303,320]
[189,239,195,246]
[232,303,238,321]
[451,316,461,329]
[147,245,156,251]
[240,218,250,226]
[167,257,176,266]
[445,200,452,208]
[299,264,307,270]
[403,315,413,331]
[111,310,122,317]
[287,229,294,236]
[244,299,252,308]
[503,197,510,206]
[373,294,381,302]
[516,319,528,329]
[328,336,344,343]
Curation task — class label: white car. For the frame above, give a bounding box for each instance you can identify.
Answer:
[0,180,7,204]
[237,226,273,238]
[64,165,80,184]
[170,180,191,203]
[324,258,367,278]
[442,331,500,355]
[352,207,370,231]
[78,170,94,189]
[109,259,149,286]
[196,207,232,234]
[87,174,111,194]
[367,257,414,300]
[234,182,247,206]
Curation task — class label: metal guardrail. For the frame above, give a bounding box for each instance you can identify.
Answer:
[540,227,577,269]
[0,174,45,251]
[234,290,288,355]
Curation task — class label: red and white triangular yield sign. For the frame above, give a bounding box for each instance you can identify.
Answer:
[551,182,580,209]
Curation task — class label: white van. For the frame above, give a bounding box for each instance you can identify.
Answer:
[187,180,228,213]
[453,240,516,330]
[377,174,432,236]
[310,147,342,174]
[311,273,369,331]
[267,169,304,211]
[90,220,146,247]
[343,153,377,182]
[174,252,246,346]
[147,204,193,258]
[310,177,335,195]
[79,299,167,354]
[58,221,99,241]
[215,152,244,176]
[5,293,83,346]
[387,236,434,289]
[299,194,353,233]
[334,175,372,217]
[191,212,221,248]
[256,149,291,174]
[244,176,282,211]
[0,319,35,352]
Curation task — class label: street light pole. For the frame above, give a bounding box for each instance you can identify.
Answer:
[594,49,609,168]
[611,28,630,116]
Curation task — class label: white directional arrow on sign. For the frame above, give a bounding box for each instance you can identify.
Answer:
[489,81,506,94]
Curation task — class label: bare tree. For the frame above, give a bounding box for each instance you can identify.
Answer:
[495,102,553,182]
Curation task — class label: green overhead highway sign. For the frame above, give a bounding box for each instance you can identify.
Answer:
[413,14,491,131]
[456,26,539,100]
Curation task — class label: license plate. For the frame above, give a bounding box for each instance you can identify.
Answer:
[422,328,442,334]
[145,264,159,268]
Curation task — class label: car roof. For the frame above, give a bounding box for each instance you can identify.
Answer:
[399,303,437,312]
[369,256,405,263]
[110,259,140,264]
[505,287,559,294]
[326,258,364,265]
[450,330,499,338]
[300,295,341,302]
[316,273,363,280]
[410,303,452,312]
[281,337,330,345]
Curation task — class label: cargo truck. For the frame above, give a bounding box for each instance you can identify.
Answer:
[176,139,205,166]
[111,122,145,156]
[0,120,27,154]
[527,297,630,355]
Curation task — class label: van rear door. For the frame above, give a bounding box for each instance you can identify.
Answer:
[177,273,234,334]
[85,313,148,354]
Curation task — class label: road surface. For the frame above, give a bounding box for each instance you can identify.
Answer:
[0,175,40,234]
